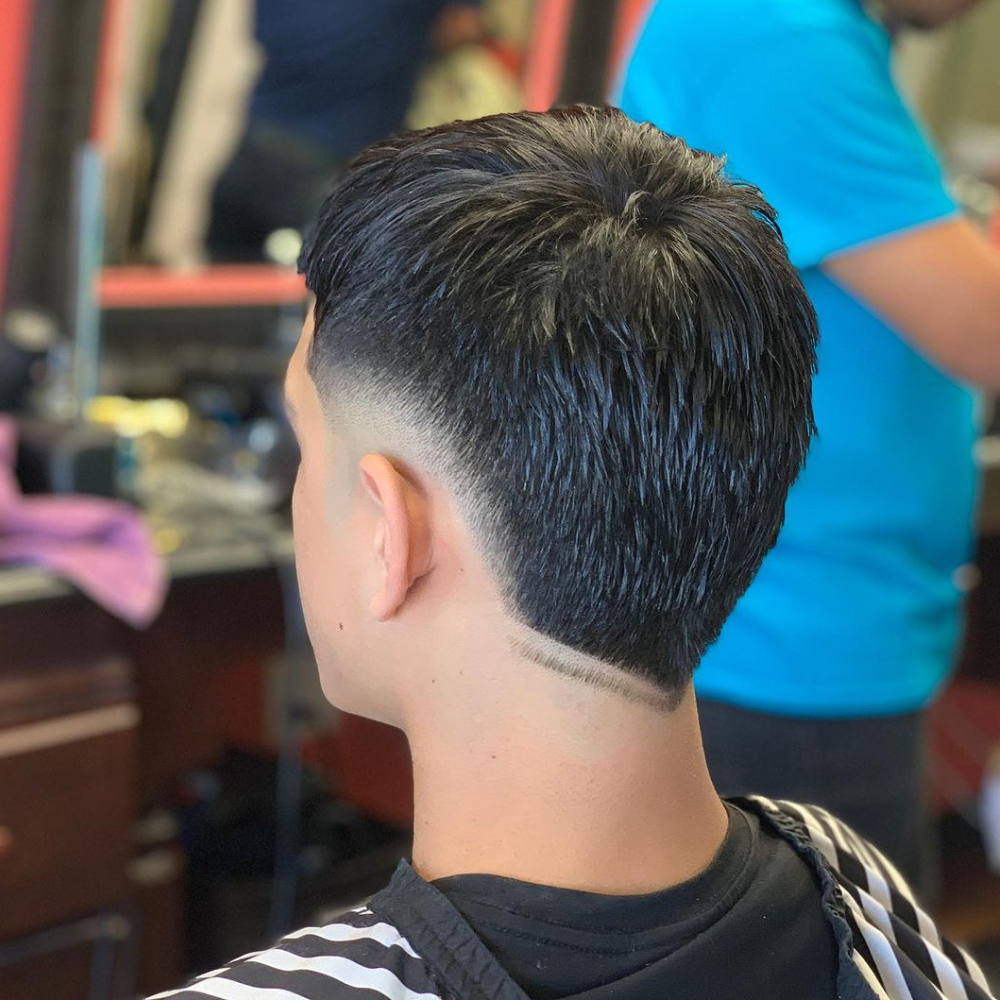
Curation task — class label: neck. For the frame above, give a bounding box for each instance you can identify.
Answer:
[406,676,727,895]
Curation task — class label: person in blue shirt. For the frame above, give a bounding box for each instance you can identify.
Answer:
[620,0,1000,885]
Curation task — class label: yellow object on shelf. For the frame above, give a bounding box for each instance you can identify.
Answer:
[84,396,190,439]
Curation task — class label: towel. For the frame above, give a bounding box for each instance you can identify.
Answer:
[0,416,167,627]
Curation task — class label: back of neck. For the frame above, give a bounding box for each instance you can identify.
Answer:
[407,686,728,895]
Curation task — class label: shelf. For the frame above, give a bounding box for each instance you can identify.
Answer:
[98,265,306,310]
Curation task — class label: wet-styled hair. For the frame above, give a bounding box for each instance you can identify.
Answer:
[300,106,817,703]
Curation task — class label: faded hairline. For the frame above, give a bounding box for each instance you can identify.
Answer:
[306,353,688,712]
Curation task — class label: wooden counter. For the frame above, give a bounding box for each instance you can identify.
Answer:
[0,534,290,998]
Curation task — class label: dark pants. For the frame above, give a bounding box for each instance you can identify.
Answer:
[698,697,931,892]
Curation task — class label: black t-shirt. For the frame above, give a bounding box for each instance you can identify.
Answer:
[432,803,840,1000]
[165,797,993,1000]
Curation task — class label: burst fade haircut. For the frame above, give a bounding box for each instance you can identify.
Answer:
[300,105,818,704]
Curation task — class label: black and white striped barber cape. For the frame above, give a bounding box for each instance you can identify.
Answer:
[151,797,995,1000]
[755,797,995,1000]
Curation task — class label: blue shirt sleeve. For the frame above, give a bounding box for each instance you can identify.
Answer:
[624,20,957,270]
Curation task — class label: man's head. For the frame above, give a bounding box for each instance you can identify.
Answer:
[878,0,984,29]
[287,107,817,726]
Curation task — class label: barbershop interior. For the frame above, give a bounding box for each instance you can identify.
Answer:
[2,0,1000,997]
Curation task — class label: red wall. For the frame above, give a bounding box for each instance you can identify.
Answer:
[0,0,34,319]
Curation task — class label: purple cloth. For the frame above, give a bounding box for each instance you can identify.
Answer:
[0,416,167,627]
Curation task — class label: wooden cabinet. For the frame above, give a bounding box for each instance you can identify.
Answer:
[0,704,136,939]
[0,594,137,999]
[0,560,288,997]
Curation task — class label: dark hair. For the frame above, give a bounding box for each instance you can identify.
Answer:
[300,106,817,700]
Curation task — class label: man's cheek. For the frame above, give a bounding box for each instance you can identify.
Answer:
[291,459,324,534]
[292,470,323,593]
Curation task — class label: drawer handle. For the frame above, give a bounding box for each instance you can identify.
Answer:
[0,704,139,760]
[0,826,12,862]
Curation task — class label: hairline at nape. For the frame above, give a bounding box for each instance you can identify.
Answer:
[306,358,691,711]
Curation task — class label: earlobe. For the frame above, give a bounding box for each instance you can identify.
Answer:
[359,454,433,621]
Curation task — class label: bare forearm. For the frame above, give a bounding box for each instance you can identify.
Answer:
[824,217,1000,390]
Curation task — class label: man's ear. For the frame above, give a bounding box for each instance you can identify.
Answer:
[359,454,433,621]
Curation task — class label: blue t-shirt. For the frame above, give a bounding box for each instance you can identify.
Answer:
[620,0,979,716]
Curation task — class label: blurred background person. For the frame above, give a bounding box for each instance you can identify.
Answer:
[620,0,1000,886]
[207,0,485,262]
